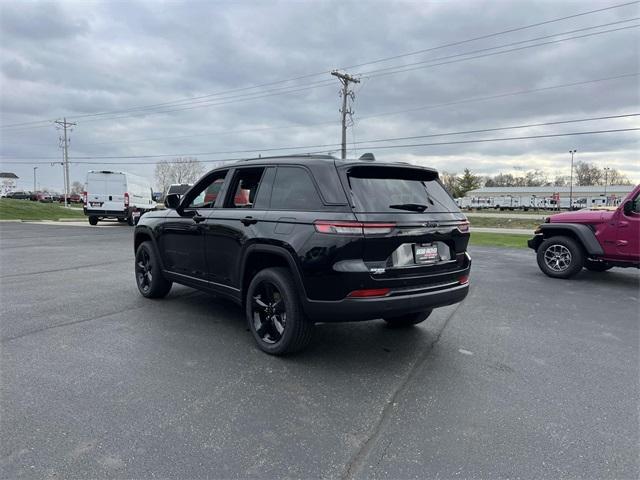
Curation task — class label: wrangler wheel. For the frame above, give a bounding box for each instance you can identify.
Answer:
[536,236,584,279]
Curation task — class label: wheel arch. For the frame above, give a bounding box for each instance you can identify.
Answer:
[240,244,308,305]
[540,223,603,256]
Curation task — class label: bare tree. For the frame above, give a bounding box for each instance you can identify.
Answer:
[71,181,84,195]
[574,161,603,186]
[155,157,204,193]
[604,168,632,185]
[439,171,459,196]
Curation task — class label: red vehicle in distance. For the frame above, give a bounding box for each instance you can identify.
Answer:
[528,184,640,278]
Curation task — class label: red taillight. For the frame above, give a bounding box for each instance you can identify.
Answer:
[347,288,391,298]
[82,191,87,205]
[458,221,470,233]
[459,275,470,285]
[124,192,130,207]
[314,220,395,235]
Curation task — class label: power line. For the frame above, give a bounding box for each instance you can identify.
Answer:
[1,128,636,166]
[64,22,640,124]
[2,0,636,129]
[5,72,632,149]
[357,17,639,77]
[341,0,640,71]
[356,72,640,121]
[4,20,633,133]
[3,113,637,160]
[359,24,640,79]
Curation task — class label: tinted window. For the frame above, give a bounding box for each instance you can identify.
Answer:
[271,167,323,210]
[224,168,265,209]
[347,167,459,213]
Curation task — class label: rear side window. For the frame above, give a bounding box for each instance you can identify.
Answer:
[224,167,265,208]
[347,166,459,213]
[270,167,323,210]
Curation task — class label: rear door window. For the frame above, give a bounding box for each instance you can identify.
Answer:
[347,166,459,213]
[270,166,323,210]
[224,167,265,208]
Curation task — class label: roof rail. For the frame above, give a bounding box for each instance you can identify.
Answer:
[236,153,336,162]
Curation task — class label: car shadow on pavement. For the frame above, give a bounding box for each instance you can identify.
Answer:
[152,286,440,370]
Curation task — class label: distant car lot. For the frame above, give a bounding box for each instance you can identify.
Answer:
[1,222,638,479]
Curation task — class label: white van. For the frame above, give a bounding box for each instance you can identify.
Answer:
[84,170,156,225]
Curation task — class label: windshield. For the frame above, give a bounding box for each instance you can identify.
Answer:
[347,167,459,213]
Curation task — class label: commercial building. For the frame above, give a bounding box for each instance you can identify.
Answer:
[460,185,635,209]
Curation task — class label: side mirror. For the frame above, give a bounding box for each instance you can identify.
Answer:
[164,193,181,209]
[623,200,633,215]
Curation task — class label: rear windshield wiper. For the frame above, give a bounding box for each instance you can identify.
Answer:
[389,203,428,212]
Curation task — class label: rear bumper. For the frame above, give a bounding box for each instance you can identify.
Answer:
[304,282,469,322]
[84,207,127,219]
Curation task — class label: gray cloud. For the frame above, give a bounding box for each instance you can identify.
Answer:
[1,0,638,191]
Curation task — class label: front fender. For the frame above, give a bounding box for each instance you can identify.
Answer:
[539,223,604,256]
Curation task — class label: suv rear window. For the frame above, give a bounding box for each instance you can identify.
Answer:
[347,166,459,213]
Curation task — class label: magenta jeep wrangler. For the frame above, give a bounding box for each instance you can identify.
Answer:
[528,184,640,278]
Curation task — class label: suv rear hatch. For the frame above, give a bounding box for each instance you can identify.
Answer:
[340,164,469,283]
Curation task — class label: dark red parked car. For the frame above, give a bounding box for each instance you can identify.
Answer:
[528,184,640,278]
[59,193,83,204]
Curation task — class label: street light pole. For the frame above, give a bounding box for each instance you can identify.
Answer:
[33,167,38,192]
[604,167,610,202]
[569,149,577,210]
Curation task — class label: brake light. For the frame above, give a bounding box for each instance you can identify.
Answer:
[314,220,395,235]
[124,192,130,207]
[347,288,391,298]
[458,221,470,233]
[82,191,87,205]
[459,275,470,285]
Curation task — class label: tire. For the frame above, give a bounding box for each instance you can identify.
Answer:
[127,215,135,226]
[584,260,612,272]
[384,310,433,327]
[536,236,584,279]
[135,241,172,298]
[245,267,313,355]
[117,218,127,224]
[88,216,98,226]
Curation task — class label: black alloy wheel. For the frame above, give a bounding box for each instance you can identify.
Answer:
[251,281,287,345]
[135,241,172,298]
[136,247,153,295]
[245,267,313,355]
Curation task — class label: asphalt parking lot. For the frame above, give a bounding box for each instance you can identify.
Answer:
[1,221,638,479]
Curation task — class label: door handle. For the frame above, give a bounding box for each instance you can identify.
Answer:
[193,214,206,224]
[241,216,258,226]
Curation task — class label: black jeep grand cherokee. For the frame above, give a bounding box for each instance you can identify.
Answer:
[134,154,471,354]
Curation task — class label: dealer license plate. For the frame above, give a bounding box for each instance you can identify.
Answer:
[414,244,439,264]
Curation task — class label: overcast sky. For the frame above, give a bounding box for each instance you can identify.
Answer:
[1,0,638,191]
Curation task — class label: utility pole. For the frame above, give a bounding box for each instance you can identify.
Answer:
[33,167,38,192]
[604,166,610,201]
[55,118,76,207]
[331,70,360,159]
[569,149,577,210]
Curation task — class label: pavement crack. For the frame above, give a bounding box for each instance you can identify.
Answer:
[0,259,131,279]
[1,304,148,343]
[2,291,203,343]
[340,302,464,480]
